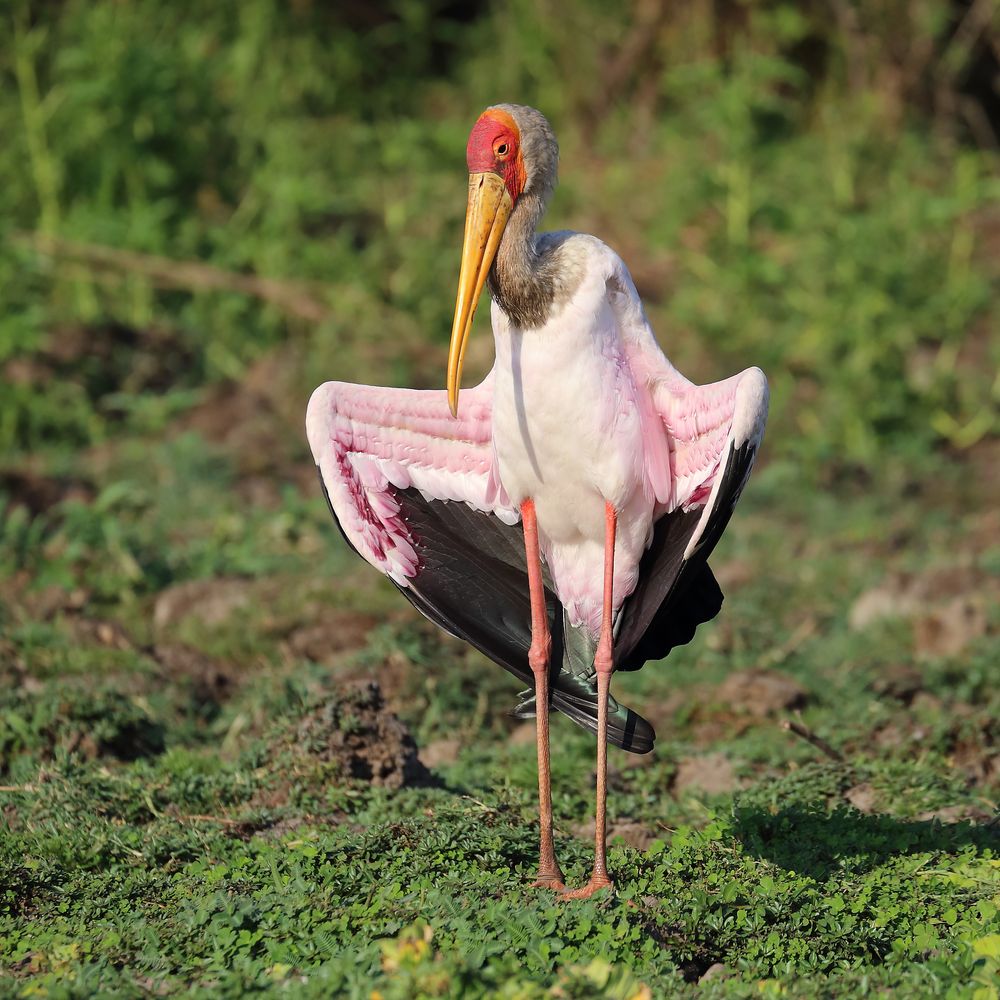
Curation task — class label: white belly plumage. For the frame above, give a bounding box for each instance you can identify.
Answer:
[489,295,655,635]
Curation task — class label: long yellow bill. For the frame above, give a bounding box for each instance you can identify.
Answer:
[447,171,513,417]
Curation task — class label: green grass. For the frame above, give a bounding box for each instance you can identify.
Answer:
[1,1,999,996]
[2,441,997,997]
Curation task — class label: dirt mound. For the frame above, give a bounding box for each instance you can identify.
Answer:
[294,682,430,789]
[283,613,379,663]
[645,668,810,747]
[849,565,996,659]
[673,752,742,796]
[153,577,259,630]
[716,668,808,717]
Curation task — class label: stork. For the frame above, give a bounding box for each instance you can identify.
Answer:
[306,104,768,898]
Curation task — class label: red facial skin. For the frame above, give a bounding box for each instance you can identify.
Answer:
[466,109,527,203]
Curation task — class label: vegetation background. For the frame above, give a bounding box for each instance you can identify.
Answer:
[1,0,998,996]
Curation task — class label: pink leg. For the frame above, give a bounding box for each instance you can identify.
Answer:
[563,502,617,900]
[521,499,565,890]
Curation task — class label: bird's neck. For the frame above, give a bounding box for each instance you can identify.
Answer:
[488,188,553,329]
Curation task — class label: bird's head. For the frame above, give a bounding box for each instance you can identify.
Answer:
[447,104,558,416]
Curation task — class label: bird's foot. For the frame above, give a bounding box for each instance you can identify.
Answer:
[531,864,566,890]
[531,874,566,890]
[561,873,613,900]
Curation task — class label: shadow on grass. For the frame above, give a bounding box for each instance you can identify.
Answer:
[734,805,1000,879]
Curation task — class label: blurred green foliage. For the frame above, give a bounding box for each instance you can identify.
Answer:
[1,0,997,468]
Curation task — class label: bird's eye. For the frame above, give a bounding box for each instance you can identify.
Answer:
[495,142,509,157]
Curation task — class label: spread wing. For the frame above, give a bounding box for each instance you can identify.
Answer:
[607,256,770,669]
[305,375,516,584]
[305,374,654,751]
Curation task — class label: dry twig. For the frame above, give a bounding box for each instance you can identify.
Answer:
[780,718,845,763]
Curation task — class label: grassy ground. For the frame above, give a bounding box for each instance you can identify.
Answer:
[2,2,1000,996]
[4,422,999,997]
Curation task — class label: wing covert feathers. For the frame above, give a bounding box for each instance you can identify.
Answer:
[305,377,514,585]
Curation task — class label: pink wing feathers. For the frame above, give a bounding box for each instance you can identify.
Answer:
[607,253,769,543]
[654,369,769,558]
[305,374,518,585]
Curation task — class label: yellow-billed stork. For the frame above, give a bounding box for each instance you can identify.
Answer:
[307,104,768,897]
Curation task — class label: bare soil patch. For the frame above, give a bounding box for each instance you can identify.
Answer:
[153,577,259,630]
[850,564,996,659]
[282,613,379,664]
[715,668,809,718]
[293,682,430,789]
[673,752,742,796]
